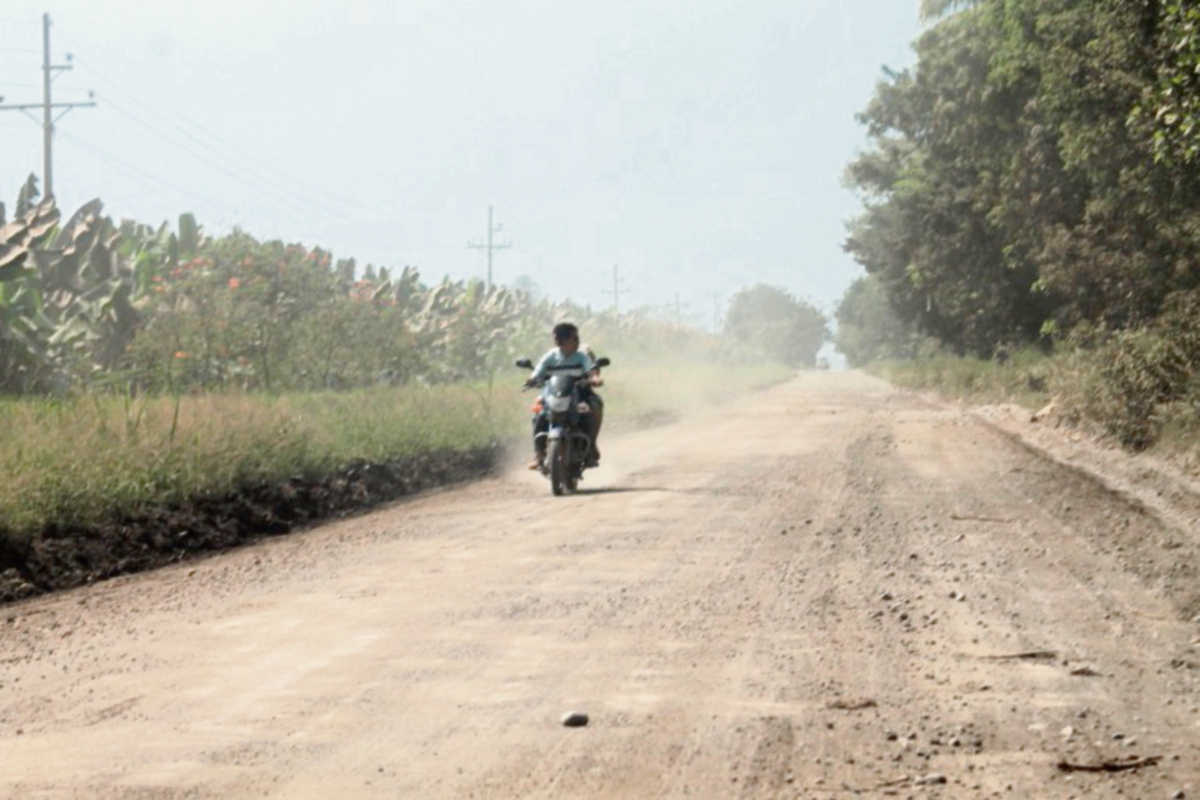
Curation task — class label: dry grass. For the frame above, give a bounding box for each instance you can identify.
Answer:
[873,347,1200,460]
[0,386,517,537]
[870,350,1053,409]
[0,362,791,538]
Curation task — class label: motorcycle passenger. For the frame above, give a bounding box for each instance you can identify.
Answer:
[580,342,604,459]
[525,322,604,470]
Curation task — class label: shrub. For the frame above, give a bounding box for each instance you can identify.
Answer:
[1055,292,1200,449]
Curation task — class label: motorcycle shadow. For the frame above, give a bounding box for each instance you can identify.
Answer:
[570,486,674,496]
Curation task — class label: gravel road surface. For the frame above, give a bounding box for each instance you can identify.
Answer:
[2,371,1199,798]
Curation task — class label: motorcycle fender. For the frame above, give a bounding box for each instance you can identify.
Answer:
[548,426,566,440]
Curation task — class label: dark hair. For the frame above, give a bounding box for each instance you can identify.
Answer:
[552,322,579,344]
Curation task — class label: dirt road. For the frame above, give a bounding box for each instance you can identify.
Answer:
[2,372,1199,798]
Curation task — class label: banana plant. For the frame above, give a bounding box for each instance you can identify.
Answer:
[0,177,161,392]
[0,178,62,391]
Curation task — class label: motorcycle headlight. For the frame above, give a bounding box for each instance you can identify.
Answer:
[576,402,591,414]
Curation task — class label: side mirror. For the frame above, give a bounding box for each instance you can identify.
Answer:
[595,357,611,368]
[515,358,534,370]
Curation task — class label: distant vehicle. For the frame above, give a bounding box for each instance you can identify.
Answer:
[816,357,830,370]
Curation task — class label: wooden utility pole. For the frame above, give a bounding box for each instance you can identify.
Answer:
[603,264,630,317]
[467,205,512,291]
[42,12,53,197]
[0,14,96,199]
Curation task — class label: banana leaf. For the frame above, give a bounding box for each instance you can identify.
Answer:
[15,174,39,217]
[0,244,29,278]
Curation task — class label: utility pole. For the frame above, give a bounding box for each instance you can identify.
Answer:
[712,291,721,333]
[602,264,630,317]
[466,205,512,292]
[41,13,53,197]
[0,14,96,199]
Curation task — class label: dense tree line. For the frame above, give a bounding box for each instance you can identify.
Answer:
[839,0,1200,361]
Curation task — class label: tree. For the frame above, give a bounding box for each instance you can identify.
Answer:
[845,0,1200,354]
[835,276,925,366]
[919,0,980,23]
[724,285,828,368]
[1138,3,1200,166]
[844,8,1055,355]
[986,0,1200,330]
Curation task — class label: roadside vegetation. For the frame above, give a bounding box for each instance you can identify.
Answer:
[838,0,1200,456]
[0,362,789,543]
[0,386,510,538]
[870,326,1200,459]
[0,175,802,589]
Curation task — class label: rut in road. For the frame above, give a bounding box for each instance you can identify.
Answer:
[0,371,1198,799]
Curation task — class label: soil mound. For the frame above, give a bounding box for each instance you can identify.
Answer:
[0,447,498,604]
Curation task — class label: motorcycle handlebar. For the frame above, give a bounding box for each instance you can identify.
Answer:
[524,373,601,391]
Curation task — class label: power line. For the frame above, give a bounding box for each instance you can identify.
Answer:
[58,129,241,219]
[73,61,340,217]
[55,51,337,216]
[3,14,371,240]
[94,92,327,218]
[55,27,363,213]
[0,82,92,91]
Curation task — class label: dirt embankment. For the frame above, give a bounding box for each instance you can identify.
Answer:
[0,447,497,604]
[971,402,1200,621]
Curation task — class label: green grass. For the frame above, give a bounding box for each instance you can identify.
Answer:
[0,386,517,538]
[869,347,1200,462]
[0,362,792,539]
[869,349,1053,409]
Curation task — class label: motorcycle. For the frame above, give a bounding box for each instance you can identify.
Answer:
[516,356,610,496]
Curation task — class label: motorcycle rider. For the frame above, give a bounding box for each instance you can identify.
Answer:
[526,322,604,470]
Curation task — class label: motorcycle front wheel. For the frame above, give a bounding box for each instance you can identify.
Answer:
[548,439,568,496]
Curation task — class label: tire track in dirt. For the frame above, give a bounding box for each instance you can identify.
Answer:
[1,372,1198,799]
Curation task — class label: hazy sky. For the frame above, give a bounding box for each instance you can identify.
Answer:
[0,1,919,327]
